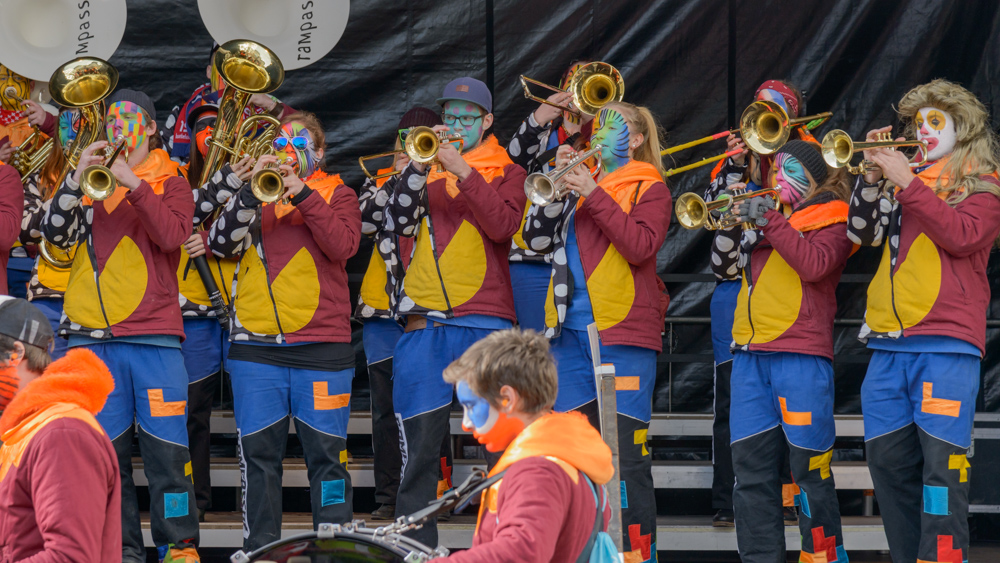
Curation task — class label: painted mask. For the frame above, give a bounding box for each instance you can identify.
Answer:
[105,101,148,152]
[592,107,630,173]
[0,65,31,112]
[915,107,956,162]
[194,119,216,159]
[442,100,486,153]
[456,381,525,453]
[559,62,587,126]
[274,121,320,179]
[756,88,791,116]
[774,152,811,206]
[58,109,81,150]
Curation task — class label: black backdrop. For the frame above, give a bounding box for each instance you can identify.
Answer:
[111,0,1000,414]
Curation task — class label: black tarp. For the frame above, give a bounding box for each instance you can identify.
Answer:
[109,0,1000,414]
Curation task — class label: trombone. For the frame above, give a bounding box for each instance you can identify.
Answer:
[675,185,781,231]
[520,62,624,117]
[523,144,604,206]
[821,129,928,176]
[79,135,128,201]
[358,126,464,179]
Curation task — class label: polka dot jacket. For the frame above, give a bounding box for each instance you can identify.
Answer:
[356,174,413,320]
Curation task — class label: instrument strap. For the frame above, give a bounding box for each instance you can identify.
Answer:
[422,187,454,318]
[575,472,606,563]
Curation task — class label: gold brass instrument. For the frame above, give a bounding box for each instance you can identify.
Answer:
[198,39,285,188]
[48,57,120,168]
[520,62,624,117]
[523,144,604,205]
[250,155,293,203]
[38,241,76,270]
[79,136,128,201]
[821,129,928,176]
[216,114,282,163]
[675,185,781,231]
[10,125,54,182]
[358,126,464,179]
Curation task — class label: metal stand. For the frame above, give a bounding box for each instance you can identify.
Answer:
[588,323,624,553]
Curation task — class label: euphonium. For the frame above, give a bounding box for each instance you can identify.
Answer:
[523,144,604,206]
[38,240,76,269]
[358,126,464,179]
[79,135,128,201]
[675,185,781,231]
[48,57,119,169]
[821,129,928,176]
[519,62,624,117]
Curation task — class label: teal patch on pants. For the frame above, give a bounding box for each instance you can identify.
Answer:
[620,480,628,509]
[799,489,811,518]
[923,485,949,515]
[164,492,188,518]
[322,479,346,506]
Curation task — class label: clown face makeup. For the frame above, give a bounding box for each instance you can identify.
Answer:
[774,152,811,206]
[442,100,487,153]
[0,65,31,112]
[756,88,792,116]
[915,107,956,162]
[560,62,587,126]
[456,381,525,453]
[276,122,320,179]
[105,101,148,152]
[592,108,630,173]
[58,109,81,150]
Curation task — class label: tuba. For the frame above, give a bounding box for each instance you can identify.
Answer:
[520,62,625,117]
[48,57,120,168]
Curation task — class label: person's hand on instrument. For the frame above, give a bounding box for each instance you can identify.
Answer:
[109,152,141,191]
[861,125,894,184]
[0,140,12,163]
[555,145,577,169]
[561,161,599,198]
[71,141,107,186]
[280,164,306,200]
[870,146,916,190]
[732,194,776,227]
[183,233,207,258]
[394,152,411,172]
[533,91,574,126]
[231,155,255,182]
[249,93,277,112]
[23,100,47,127]
[727,133,748,166]
[434,125,473,181]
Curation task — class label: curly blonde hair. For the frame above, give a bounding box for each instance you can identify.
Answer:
[897,79,1000,205]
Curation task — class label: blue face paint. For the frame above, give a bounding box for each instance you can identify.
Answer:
[457,381,493,431]
[442,100,487,153]
[774,152,811,206]
[591,108,630,173]
[455,380,525,452]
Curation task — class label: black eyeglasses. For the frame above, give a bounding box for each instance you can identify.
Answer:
[441,113,484,127]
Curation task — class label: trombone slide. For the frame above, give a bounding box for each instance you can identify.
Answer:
[661,130,734,156]
[664,148,744,178]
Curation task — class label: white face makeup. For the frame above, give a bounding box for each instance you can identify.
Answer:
[915,106,956,162]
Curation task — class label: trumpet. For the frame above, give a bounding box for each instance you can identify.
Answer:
[821,129,928,176]
[523,145,604,206]
[520,62,624,117]
[79,135,128,201]
[251,155,293,203]
[358,126,464,179]
[675,185,781,231]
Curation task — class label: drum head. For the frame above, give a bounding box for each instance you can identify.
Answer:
[245,531,412,562]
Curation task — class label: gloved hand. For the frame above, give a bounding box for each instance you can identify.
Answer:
[734,195,776,227]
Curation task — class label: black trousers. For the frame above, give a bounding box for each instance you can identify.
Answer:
[368,357,402,505]
[186,371,219,513]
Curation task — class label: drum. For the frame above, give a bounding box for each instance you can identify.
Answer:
[232,522,446,563]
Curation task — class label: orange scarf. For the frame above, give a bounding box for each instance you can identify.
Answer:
[489,411,614,483]
[273,169,344,219]
[583,159,664,213]
[787,200,849,233]
[84,148,182,213]
[428,135,513,198]
[910,155,998,201]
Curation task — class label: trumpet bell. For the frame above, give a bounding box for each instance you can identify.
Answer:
[740,100,790,155]
[821,129,854,168]
[524,173,557,206]
[251,169,285,203]
[80,165,117,201]
[49,57,120,108]
[570,62,625,115]
[675,192,710,230]
[39,240,76,270]
[404,126,443,163]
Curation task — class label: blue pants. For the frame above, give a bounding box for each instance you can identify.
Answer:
[730,351,844,562]
[31,297,67,359]
[85,342,198,562]
[862,350,978,562]
[229,359,354,551]
[5,256,32,299]
[549,328,658,561]
[509,261,550,332]
[181,318,230,384]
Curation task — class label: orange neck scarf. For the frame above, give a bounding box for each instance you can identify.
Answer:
[273,169,343,219]
[428,135,513,198]
[585,159,663,213]
[787,199,849,233]
[85,148,182,213]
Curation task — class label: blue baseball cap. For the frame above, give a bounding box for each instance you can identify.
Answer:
[436,77,492,114]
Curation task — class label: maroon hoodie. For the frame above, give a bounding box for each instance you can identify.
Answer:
[0,164,23,294]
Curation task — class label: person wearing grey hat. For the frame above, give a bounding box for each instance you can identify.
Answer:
[40,89,202,562]
[381,78,528,547]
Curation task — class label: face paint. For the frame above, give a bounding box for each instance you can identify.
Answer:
[456,381,525,453]
[0,65,31,112]
[276,122,319,178]
[442,100,487,153]
[774,153,811,206]
[591,108,630,173]
[105,101,148,152]
[915,106,956,161]
[58,109,81,150]
[559,62,587,125]
[756,88,791,116]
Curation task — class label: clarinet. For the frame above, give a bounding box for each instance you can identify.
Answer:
[191,232,230,327]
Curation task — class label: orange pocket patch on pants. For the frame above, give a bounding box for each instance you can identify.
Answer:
[148,389,186,417]
[313,381,350,411]
[921,382,961,418]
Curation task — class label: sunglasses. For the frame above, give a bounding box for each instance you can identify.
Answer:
[397,128,411,144]
[273,136,309,151]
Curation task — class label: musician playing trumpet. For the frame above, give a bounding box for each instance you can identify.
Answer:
[847,80,1000,563]
[711,140,853,562]
[522,101,670,562]
[40,89,201,563]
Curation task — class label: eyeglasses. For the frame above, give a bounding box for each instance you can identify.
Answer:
[441,113,484,127]
[397,128,411,144]
[273,136,309,151]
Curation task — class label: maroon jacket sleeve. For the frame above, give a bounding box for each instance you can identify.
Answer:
[446,458,578,563]
[0,164,23,251]
[581,181,671,265]
[895,177,1000,257]
[295,184,362,262]
[457,164,528,242]
[39,111,58,139]
[760,213,853,283]
[125,176,194,252]
[20,419,119,563]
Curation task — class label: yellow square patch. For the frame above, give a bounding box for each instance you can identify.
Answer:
[634,429,648,456]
